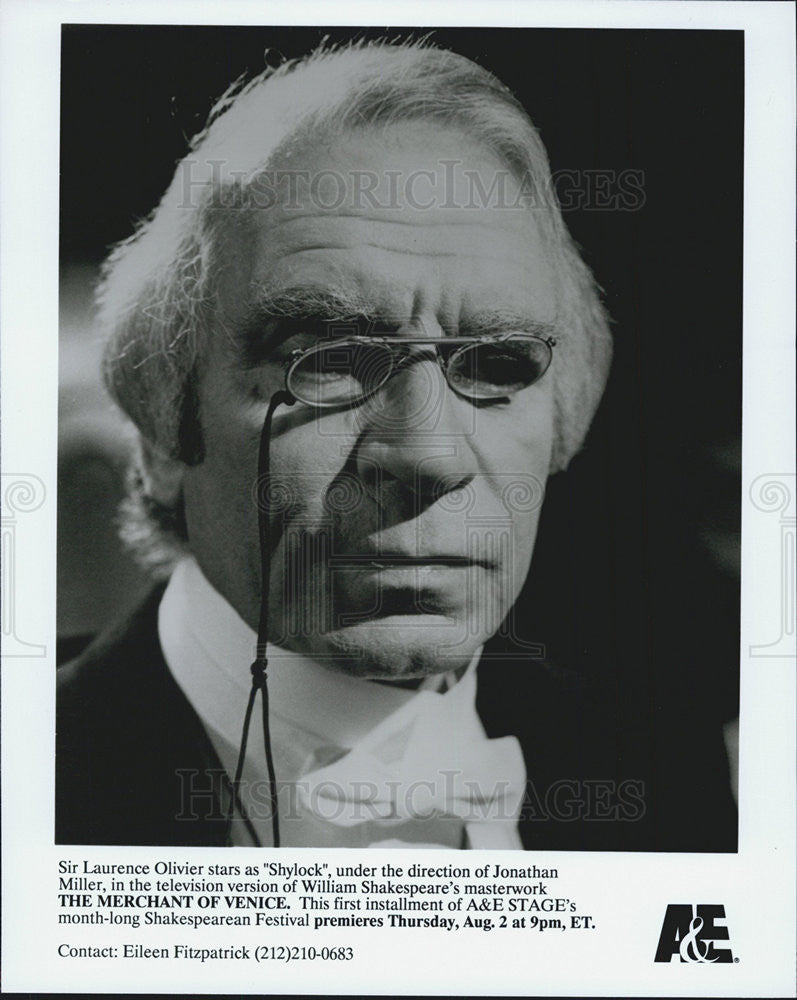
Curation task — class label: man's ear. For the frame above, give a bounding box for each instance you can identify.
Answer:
[138,437,185,507]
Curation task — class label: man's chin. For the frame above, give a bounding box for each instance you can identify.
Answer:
[289,615,487,680]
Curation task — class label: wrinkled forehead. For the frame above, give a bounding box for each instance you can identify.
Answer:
[214,122,557,334]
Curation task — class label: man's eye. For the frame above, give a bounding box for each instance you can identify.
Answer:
[304,343,394,379]
[308,344,358,379]
[261,317,370,364]
[447,340,550,398]
[474,349,523,383]
[241,323,321,368]
[287,342,397,405]
[270,330,324,359]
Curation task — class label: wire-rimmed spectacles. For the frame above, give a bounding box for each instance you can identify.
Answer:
[285,332,556,408]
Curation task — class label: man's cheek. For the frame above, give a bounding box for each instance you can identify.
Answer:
[502,507,541,594]
[269,528,332,644]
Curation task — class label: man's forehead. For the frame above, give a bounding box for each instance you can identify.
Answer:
[214,122,557,332]
[256,214,548,312]
[260,122,535,229]
[257,208,537,255]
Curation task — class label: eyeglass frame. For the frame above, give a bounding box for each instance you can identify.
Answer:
[284,331,557,408]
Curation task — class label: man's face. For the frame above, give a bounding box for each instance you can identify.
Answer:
[181,123,557,679]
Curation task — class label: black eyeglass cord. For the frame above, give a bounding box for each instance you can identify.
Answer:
[226,389,295,848]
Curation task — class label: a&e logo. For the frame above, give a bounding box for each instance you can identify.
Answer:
[654,904,734,963]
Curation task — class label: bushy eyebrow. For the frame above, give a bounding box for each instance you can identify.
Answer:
[236,286,375,366]
[236,284,557,366]
[459,308,557,340]
[242,286,373,329]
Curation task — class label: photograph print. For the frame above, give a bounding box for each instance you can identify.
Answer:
[56,25,742,852]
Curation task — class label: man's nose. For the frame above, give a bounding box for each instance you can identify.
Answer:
[353,350,479,503]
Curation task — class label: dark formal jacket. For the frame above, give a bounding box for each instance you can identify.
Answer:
[56,587,737,850]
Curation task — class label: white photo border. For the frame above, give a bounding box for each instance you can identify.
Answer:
[1,1,794,996]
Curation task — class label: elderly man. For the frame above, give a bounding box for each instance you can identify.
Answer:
[57,40,736,850]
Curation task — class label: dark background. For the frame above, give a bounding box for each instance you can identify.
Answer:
[58,27,742,738]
